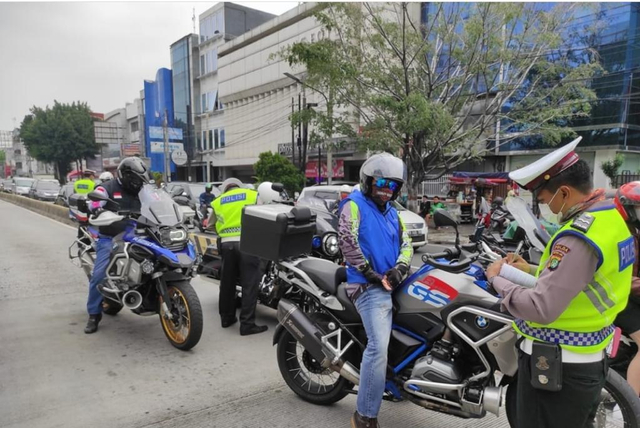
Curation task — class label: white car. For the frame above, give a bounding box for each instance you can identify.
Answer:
[11,177,36,197]
[299,185,428,248]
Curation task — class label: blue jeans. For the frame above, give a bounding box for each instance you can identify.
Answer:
[354,285,393,418]
[87,237,113,315]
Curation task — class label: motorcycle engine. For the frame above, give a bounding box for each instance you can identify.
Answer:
[409,340,463,395]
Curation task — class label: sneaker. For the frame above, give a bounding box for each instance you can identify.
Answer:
[84,313,102,334]
[240,324,268,336]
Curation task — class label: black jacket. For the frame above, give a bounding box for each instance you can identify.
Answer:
[95,179,141,237]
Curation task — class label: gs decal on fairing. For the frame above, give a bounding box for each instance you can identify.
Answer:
[407,275,459,308]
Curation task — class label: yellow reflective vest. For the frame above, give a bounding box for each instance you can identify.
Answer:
[514,205,633,353]
[74,179,95,195]
[211,188,258,238]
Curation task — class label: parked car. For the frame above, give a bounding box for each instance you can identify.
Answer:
[11,178,36,197]
[54,183,75,207]
[299,184,428,248]
[28,179,61,201]
[0,179,13,193]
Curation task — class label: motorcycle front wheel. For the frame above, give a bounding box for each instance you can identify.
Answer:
[506,368,640,428]
[159,280,203,351]
[276,329,351,405]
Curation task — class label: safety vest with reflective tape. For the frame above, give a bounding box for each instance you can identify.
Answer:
[211,188,257,238]
[513,205,633,353]
[74,179,95,195]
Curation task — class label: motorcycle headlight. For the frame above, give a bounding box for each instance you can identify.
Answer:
[169,228,187,242]
[322,233,340,257]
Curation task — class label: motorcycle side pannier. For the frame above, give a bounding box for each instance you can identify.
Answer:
[240,205,316,261]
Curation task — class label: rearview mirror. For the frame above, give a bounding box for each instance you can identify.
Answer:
[433,209,458,229]
[271,183,285,192]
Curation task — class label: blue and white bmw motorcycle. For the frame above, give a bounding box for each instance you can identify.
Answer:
[70,185,203,350]
[273,209,640,427]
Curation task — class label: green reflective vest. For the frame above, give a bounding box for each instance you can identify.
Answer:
[514,205,633,353]
[211,188,258,238]
[74,179,95,195]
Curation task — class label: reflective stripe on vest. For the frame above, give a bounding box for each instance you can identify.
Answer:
[513,206,633,353]
[211,188,257,238]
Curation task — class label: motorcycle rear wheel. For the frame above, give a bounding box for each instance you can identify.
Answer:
[505,369,640,428]
[159,280,203,351]
[276,329,351,405]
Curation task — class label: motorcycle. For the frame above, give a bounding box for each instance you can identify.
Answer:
[68,185,204,350]
[271,209,640,427]
[169,188,199,231]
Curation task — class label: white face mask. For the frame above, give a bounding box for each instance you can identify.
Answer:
[539,189,566,224]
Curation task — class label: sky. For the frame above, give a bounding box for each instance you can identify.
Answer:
[0,1,297,131]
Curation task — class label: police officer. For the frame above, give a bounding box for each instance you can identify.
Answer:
[338,153,413,428]
[84,157,148,334]
[207,178,267,336]
[486,137,633,427]
[74,171,96,195]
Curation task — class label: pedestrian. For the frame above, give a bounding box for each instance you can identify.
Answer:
[418,195,431,220]
[613,181,640,395]
[207,178,267,336]
[485,137,633,428]
[428,195,446,229]
[338,153,413,428]
[84,158,148,333]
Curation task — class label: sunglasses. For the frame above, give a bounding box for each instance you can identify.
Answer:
[374,178,400,192]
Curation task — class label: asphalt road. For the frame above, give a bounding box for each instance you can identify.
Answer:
[0,200,509,428]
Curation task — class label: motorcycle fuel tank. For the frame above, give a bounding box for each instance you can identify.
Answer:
[395,264,498,315]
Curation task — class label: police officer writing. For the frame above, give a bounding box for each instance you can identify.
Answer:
[84,157,148,334]
[338,153,413,428]
[485,137,633,427]
[207,178,267,336]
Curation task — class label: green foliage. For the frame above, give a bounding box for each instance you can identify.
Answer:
[280,2,601,196]
[254,151,305,195]
[19,101,98,183]
[601,154,625,185]
[151,171,164,185]
[0,150,5,164]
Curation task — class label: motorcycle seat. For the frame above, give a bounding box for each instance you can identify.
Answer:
[297,259,346,295]
[335,284,361,323]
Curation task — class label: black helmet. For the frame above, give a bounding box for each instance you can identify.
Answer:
[205,183,213,192]
[493,196,504,206]
[359,153,406,202]
[117,157,149,194]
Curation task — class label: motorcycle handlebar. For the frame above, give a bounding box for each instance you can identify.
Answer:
[422,247,461,262]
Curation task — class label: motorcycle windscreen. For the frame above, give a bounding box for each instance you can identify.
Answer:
[505,196,549,252]
[139,185,183,226]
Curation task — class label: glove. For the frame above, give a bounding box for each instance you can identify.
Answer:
[384,263,409,289]
[91,208,105,220]
[360,264,382,285]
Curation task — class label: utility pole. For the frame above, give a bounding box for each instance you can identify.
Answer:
[317,143,322,184]
[163,109,170,184]
[187,104,192,181]
[297,93,302,171]
[291,97,295,168]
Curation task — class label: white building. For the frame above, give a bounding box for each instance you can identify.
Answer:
[7,129,54,177]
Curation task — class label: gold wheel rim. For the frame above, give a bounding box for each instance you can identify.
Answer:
[160,286,191,344]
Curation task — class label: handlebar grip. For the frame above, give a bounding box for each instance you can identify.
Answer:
[422,248,459,262]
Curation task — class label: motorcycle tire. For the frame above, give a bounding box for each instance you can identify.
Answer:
[276,329,351,405]
[505,368,640,428]
[159,280,203,351]
[102,299,123,316]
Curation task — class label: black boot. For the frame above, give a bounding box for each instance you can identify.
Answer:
[240,324,268,336]
[221,316,238,328]
[351,411,380,428]
[84,314,102,334]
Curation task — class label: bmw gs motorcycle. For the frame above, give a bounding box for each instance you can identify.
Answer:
[273,209,640,427]
[68,185,204,351]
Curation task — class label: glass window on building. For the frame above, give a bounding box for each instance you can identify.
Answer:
[202,94,207,113]
[130,121,139,133]
[202,131,206,151]
[200,55,205,76]
[220,129,225,148]
[214,129,219,150]
[208,130,213,151]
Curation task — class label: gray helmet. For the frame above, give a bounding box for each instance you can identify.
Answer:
[220,177,243,193]
[359,153,407,198]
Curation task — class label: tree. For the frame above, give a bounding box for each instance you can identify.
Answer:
[283,3,602,207]
[19,101,98,183]
[254,151,305,195]
[601,154,625,187]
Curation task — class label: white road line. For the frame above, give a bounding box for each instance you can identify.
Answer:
[0,199,76,231]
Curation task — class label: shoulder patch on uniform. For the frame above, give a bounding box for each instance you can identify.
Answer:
[619,236,636,272]
[571,213,595,233]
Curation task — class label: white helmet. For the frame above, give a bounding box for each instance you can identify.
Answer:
[257,182,282,205]
[99,171,114,182]
[220,177,243,194]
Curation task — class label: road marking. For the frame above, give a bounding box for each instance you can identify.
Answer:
[0,199,76,231]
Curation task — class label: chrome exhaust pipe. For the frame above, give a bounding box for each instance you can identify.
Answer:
[482,386,502,416]
[122,290,143,310]
[277,299,360,384]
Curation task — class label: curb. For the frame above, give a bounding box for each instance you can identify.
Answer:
[0,192,75,227]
